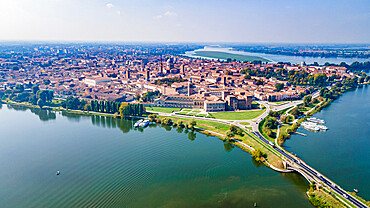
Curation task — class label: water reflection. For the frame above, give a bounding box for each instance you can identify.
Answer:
[251,157,265,168]
[91,115,133,134]
[161,124,172,131]
[30,108,56,121]
[281,172,310,193]
[188,131,197,141]
[176,127,184,134]
[7,104,57,121]
[7,104,28,112]
[61,111,87,122]
[223,141,234,152]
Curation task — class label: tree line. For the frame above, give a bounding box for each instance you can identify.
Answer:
[154,78,187,86]
[62,96,146,118]
[1,84,54,107]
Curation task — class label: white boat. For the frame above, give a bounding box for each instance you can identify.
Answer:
[301,122,320,131]
[317,125,328,130]
[307,117,325,124]
[134,119,143,128]
[56,171,60,175]
[139,120,150,128]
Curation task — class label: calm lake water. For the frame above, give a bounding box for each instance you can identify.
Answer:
[185,47,369,65]
[285,86,370,200]
[0,104,312,207]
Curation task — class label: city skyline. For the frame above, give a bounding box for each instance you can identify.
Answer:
[0,0,369,43]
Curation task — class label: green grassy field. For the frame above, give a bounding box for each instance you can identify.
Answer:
[146,107,180,113]
[239,122,250,125]
[270,101,290,105]
[193,51,270,62]
[210,109,265,120]
[279,125,291,135]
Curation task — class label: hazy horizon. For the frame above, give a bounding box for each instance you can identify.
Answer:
[1,0,369,43]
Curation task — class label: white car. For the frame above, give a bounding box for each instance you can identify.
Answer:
[343,194,348,199]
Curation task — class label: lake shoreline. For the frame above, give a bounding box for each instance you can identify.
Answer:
[3,93,369,206]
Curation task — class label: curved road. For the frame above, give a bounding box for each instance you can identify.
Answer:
[251,130,368,208]
[148,89,368,208]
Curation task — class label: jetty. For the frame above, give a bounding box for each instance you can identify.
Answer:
[295,132,307,136]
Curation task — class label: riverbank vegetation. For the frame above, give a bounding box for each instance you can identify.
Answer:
[307,182,346,208]
[260,116,279,140]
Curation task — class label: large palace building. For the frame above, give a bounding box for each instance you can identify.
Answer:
[153,89,253,112]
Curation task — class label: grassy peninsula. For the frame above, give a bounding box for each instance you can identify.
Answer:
[193,51,270,62]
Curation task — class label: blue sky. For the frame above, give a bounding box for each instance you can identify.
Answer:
[0,0,369,43]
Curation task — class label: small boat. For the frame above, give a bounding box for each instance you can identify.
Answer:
[317,125,328,130]
[56,171,60,175]
[354,189,359,193]
[139,120,150,128]
[307,117,325,124]
[301,122,320,131]
[134,119,143,128]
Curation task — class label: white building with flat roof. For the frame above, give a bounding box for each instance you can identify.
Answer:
[83,77,111,86]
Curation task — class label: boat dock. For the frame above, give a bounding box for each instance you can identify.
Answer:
[295,132,307,136]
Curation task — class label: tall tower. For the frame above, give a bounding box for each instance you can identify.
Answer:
[145,70,150,81]
[126,70,131,79]
[222,76,227,86]
[159,57,163,75]
[188,80,193,96]
[180,64,185,75]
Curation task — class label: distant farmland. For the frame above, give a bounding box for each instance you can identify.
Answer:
[193,51,271,62]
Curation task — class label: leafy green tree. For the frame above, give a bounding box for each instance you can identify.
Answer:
[161,117,173,126]
[275,83,284,92]
[43,79,51,85]
[119,102,129,118]
[303,95,312,107]
[229,125,237,133]
[313,73,327,87]
[186,119,196,130]
[135,94,141,101]
[15,92,30,102]
[244,74,251,79]
[15,84,24,93]
[264,117,278,129]
[290,107,303,119]
[225,130,234,141]
[148,114,157,122]
[32,85,40,94]
[176,120,184,127]
[252,149,266,162]
[37,98,44,108]
[36,90,48,103]
[46,91,54,102]
[29,94,37,105]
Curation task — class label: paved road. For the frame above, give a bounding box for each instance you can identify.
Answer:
[251,130,368,208]
[269,90,320,112]
[149,89,368,208]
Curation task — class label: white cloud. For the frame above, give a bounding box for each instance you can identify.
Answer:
[106,3,114,9]
[155,11,177,19]
[116,11,121,16]
[164,11,177,17]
